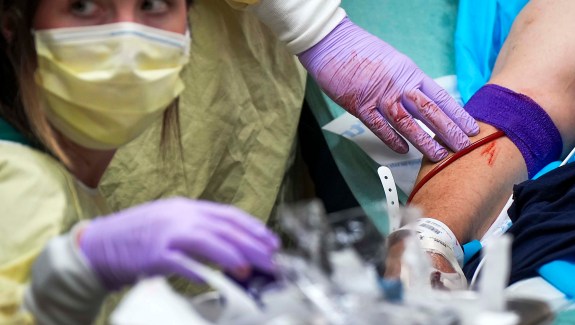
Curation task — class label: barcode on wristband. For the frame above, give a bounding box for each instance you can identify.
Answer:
[418,223,441,235]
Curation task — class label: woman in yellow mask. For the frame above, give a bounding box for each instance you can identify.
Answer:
[0,1,280,324]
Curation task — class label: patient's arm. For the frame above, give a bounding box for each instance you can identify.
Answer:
[412,123,525,244]
[410,0,575,273]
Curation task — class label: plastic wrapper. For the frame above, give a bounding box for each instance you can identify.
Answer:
[111,201,550,325]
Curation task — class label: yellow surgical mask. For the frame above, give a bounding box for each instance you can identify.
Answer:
[34,22,191,150]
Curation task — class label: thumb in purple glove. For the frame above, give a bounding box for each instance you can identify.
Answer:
[298,17,479,162]
[78,197,280,291]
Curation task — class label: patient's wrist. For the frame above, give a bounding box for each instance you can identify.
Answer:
[411,218,464,267]
[390,218,468,290]
[395,218,464,268]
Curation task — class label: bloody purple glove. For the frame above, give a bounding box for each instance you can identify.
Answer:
[299,17,479,162]
[78,198,280,290]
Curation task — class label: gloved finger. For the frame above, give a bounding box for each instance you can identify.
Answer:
[403,88,470,152]
[382,99,448,162]
[206,222,277,273]
[170,230,250,273]
[192,201,280,250]
[421,78,479,136]
[161,252,205,283]
[356,105,409,154]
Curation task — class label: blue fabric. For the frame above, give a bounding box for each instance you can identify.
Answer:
[539,261,575,299]
[463,163,575,285]
[455,0,528,103]
[462,160,561,265]
[462,240,482,265]
[0,117,30,145]
[524,159,575,298]
[533,161,563,180]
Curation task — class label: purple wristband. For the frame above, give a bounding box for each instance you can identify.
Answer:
[465,84,562,178]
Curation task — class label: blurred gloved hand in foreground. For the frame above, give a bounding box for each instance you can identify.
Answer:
[298,17,479,162]
[78,198,280,290]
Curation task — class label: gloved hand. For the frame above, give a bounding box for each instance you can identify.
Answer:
[78,197,280,290]
[298,17,480,162]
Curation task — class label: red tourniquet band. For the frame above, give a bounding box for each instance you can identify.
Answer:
[407,130,506,204]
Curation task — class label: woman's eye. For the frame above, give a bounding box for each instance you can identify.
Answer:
[70,0,99,17]
[141,0,170,13]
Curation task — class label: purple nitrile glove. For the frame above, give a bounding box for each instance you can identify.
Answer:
[298,17,480,162]
[78,197,280,291]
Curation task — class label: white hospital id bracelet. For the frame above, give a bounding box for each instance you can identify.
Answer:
[377,166,401,232]
[414,218,464,267]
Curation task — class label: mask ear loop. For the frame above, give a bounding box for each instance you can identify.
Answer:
[183,28,192,55]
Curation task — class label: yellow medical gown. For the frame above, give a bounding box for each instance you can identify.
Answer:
[225,0,259,9]
[0,141,109,324]
[101,0,307,223]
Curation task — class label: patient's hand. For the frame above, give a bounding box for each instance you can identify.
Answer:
[383,234,466,290]
[429,252,459,274]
